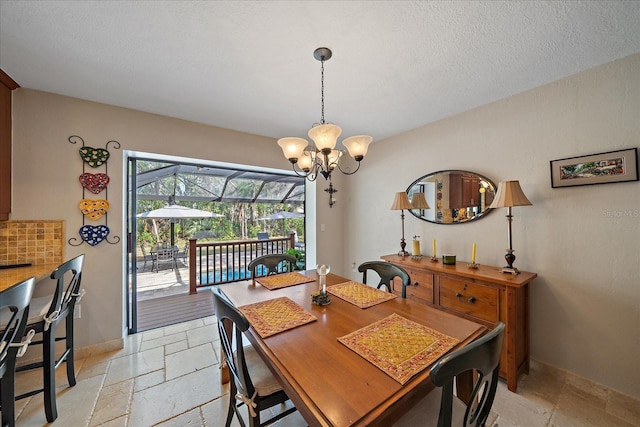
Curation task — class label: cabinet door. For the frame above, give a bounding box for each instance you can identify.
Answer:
[0,70,18,221]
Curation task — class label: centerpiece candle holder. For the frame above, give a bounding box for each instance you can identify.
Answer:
[312,264,331,305]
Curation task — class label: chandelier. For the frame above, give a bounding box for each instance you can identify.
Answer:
[277,47,373,184]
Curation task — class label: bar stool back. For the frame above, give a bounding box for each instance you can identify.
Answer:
[15,254,85,423]
[0,276,36,427]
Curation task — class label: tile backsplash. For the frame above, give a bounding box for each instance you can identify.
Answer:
[0,220,65,265]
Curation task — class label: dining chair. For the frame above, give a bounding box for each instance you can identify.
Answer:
[358,261,411,296]
[247,253,297,285]
[0,276,36,427]
[14,254,85,423]
[393,322,506,427]
[212,287,297,427]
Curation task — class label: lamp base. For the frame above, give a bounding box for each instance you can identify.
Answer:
[501,266,520,275]
[398,250,409,257]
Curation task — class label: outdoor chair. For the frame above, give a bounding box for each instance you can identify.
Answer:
[0,276,36,427]
[358,261,411,296]
[393,322,505,427]
[15,254,86,423]
[212,287,297,427]
[176,243,189,266]
[247,253,297,286]
[153,247,177,272]
[139,244,154,271]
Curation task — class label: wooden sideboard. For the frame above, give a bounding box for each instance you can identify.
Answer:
[381,254,537,392]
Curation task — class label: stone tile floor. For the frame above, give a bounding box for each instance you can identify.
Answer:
[10,316,640,426]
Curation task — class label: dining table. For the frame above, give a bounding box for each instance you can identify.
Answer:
[218,270,486,427]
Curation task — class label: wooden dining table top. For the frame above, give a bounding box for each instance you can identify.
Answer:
[218,270,486,427]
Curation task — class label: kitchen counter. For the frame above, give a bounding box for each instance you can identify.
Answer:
[0,263,58,293]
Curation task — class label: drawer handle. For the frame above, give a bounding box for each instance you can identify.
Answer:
[413,282,419,287]
[468,296,476,303]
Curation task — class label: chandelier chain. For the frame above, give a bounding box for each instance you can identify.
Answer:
[320,58,325,124]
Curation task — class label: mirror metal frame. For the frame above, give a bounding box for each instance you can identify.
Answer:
[406,169,497,225]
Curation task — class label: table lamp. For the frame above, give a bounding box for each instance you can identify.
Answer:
[390,192,414,256]
[489,180,532,274]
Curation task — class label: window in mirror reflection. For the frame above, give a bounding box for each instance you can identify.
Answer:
[407,170,497,224]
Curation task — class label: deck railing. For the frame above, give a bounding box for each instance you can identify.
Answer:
[188,235,295,294]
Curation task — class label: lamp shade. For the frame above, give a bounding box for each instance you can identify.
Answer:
[277,137,308,161]
[489,181,532,208]
[390,192,413,210]
[343,135,373,160]
[308,123,342,152]
[411,192,430,209]
[296,150,314,171]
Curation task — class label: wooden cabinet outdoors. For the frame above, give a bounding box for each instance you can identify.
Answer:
[382,254,537,392]
[0,69,19,221]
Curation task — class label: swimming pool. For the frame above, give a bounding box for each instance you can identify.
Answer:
[200,265,268,284]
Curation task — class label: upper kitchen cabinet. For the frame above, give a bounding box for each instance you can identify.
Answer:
[0,69,19,221]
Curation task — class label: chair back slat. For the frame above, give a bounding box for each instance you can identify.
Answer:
[358,261,410,295]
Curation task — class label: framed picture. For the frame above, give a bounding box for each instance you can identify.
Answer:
[550,148,639,188]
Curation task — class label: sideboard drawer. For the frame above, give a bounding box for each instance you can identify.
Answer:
[404,268,434,304]
[439,276,498,323]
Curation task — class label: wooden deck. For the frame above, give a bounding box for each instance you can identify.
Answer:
[137,291,214,331]
[136,262,216,331]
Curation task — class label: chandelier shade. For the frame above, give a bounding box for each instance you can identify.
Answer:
[277,137,308,163]
[343,135,373,160]
[308,123,342,152]
[277,47,372,185]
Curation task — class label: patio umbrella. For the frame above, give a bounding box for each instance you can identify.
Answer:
[257,211,305,236]
[137,204,223,246]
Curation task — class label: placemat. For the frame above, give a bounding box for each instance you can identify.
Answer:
[239,297,317,338]
[256,272,315,290]
[327,280,397,308]
[338,313,459,384]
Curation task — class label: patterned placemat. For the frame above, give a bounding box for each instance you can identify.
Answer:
[338,313,459,384]
[239,296,317,338]
[256,272,315,290]
[327,280,397,308]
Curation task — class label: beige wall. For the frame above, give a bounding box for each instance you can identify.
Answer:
[343,53,640,398]
[10,53,639,399]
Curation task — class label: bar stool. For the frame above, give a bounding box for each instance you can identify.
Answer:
[0,276,36,427]
[15,254,85,423]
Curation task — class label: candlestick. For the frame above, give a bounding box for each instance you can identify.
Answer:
[472,243,477,264]
[432,239,436,257]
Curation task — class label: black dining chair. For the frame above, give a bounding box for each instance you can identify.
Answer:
[247,253,297,286]
[14,254,85,423]
[139,244,154,271]
[358,261,411,296]
[0,276,36,427]
[212,287,297,427]
[393,322,506,427]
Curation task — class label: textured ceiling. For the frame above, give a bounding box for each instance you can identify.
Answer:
[1,1,639,145]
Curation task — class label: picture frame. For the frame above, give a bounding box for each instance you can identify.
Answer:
[550,148,638,188]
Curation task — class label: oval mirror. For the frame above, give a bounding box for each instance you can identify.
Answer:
[407,170,497,224]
